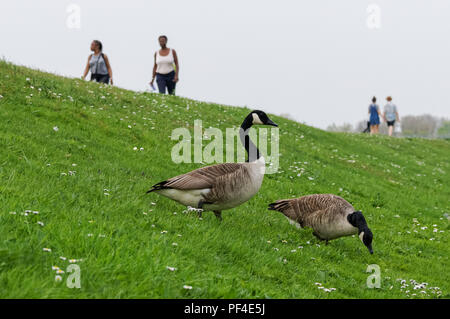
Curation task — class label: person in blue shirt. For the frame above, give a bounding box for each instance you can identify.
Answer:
[368,96,384,134]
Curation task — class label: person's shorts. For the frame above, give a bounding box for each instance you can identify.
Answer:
[91,74,110,84]
[387,120,396,127]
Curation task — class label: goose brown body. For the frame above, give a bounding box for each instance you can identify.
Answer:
[269,194,359,241]
[147,158,265,211]
[147,110,278,220]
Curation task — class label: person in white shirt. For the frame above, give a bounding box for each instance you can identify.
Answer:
[150,35,179,95]
[383,96,400,136]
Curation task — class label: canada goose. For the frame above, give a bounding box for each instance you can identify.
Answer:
[268,194,374,254]
[147,110,278,220]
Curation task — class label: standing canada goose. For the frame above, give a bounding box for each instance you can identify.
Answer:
[147,110,278,220]
[268,194,374,254]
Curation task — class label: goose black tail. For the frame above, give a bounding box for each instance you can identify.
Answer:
[268,200,291,212]
[146,181,170,193]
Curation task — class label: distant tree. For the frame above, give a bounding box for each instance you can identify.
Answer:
[401,114,439,138]
[326,123,353,132]
[437,119,450,139]
[351,114,448,138]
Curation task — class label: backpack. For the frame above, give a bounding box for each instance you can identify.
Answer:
[90,53,106,75]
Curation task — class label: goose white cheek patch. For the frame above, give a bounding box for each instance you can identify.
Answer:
[252,113,263,125]
[359,232,365,242]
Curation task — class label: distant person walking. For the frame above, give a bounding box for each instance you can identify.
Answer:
[150,35,179,95]
[82,40,113,84]
[368,96,383,134]
[383,96,400,136]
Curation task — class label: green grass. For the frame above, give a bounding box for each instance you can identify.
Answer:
[0,60,449,299]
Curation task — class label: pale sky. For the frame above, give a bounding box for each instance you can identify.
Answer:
[1,0,449,129]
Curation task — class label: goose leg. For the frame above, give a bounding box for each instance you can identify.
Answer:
[196,200,205,218]
[213,211,222,221]
[197,199,211,218]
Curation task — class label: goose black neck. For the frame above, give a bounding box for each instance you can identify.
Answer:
[358,224,370,234]
[240,115,261,162]
[348,211,369,232]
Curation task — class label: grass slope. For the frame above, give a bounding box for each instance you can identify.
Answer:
[0,61,449,299]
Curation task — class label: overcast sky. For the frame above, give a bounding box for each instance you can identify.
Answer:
[1,0,449,128]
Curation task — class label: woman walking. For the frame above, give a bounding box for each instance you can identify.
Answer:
[150,35,179,95]
[82,40,113,84]
[383,96,400,136]
[368,96,383,134]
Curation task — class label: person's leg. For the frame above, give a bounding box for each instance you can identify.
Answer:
[156,74,166,94]
[388,125,393,136]
[374,125,379,134]
[166,72,176,95]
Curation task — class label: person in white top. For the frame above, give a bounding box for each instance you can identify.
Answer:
[150,35,179,95]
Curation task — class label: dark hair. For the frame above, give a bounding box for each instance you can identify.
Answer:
[158,35,168,41]
[93,40,103,51]
[372,96,376,103]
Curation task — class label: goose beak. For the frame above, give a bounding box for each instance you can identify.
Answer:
[367,244,373,254]
[266,119,278,127]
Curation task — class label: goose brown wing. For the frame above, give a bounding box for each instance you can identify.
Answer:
[147,162,244,192]
[269,194,353,226]
[295,194,353,216]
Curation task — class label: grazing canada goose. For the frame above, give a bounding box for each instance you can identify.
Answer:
[147,110,278,220]
[268,194,374,254]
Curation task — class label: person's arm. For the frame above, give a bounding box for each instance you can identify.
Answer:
[82,55,92,80]
[150,52,157,85]
[103,54,113,85]
[172,49,179,82]
[378,106,385,121]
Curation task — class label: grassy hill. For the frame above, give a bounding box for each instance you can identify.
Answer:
[0,60,448,299]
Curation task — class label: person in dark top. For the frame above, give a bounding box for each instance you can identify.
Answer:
[82,40,113,84]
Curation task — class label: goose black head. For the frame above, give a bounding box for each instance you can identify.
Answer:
[347,211,374,254]
[251,110,278,127]
[242,110,278,129]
